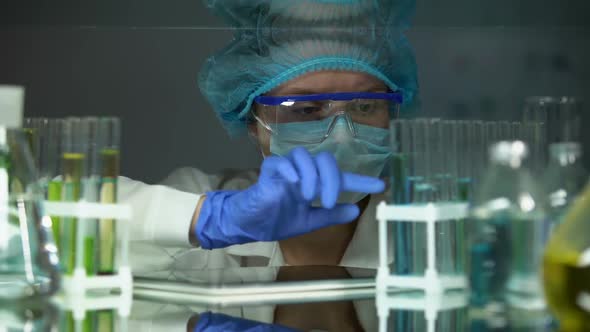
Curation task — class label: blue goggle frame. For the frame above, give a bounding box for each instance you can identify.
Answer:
[254,92,403,106]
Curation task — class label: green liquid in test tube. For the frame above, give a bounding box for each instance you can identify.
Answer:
[61,152,83,275]
[60,118,93,275]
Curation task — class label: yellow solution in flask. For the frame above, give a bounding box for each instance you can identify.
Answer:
[543,182,590,331]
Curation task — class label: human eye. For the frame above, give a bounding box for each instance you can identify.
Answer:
[355,101,378,115]
[290,103,323,118]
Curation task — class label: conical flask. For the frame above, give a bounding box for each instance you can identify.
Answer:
[0,86,60,299]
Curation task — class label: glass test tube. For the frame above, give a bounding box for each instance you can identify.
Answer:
[390,119,423,275]
[511,122,523,142]
[471,120,486,191]
[498,121,511,141]
[456,121,474,201]
[555,97,583,143]
[46,119,64,252]
[60,118,88,275]
[522,121,547,173]
[80,117,101,276]
[97,117,120,275]
[434,120,454,274]
[23,118,40,173]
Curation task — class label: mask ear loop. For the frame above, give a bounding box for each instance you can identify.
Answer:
[246,109,270,159]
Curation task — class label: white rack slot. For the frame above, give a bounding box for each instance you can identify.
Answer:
[376,201,469,294]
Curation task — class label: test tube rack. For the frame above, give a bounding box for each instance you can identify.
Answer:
[43,201,133,300]
[376,289,468,332]
[376,201,469,294]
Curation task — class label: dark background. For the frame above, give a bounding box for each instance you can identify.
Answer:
[1,1,589,183]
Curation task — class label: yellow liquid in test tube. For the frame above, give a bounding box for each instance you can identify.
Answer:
[98,148,119,275]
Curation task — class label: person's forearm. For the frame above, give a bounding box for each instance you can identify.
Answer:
[189,195,207,246]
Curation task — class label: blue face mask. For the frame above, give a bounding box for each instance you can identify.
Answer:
[269,116,392,203]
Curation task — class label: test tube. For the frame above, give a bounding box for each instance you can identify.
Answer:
[80,117,102,276]
[456,120,474,201]
[97,117,120,275]
[60,118,88,275]
[555,97,583,143]
[23,118,39,168]
[498,121,511,141]
[390,119,415,275]
[46,119,64,251]
[523,97,554,140]
[391,119,428,275]
[511,122,523,141]
[389,119,408,204]
[471,120,486,187]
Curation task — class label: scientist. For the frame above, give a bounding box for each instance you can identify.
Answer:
[122,0,418,271]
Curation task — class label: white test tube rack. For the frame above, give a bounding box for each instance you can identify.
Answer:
[376,289,468,332]
[43,201,133,326]
[376,201,469,294]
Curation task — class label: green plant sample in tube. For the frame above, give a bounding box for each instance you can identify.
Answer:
[60,152,83,275]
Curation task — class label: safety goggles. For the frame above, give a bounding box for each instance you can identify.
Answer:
[253,92,401,141]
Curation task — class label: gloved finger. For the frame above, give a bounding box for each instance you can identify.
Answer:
[259,156,299,184]
[341,172,385,193]
[315,152,341,209]
[289,147,318,201]
[308,204,360,229]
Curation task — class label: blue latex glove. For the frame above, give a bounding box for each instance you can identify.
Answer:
[194,312,300,332]
[196,147,385,249]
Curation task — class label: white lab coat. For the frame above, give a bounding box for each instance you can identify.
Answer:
[121,167,392,273]
[121,167,388,331]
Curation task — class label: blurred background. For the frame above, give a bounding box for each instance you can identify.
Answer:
[1,0,589,183]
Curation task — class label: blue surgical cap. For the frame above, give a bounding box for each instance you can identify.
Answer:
[199,0,419,136]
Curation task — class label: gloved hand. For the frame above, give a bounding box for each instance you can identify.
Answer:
[196,147,385,249]
[194,312,300,332]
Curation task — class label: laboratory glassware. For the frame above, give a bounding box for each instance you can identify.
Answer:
[523,96,584,144]
[468,141,549,318]
[543,181,590,331]
[0,86,60,299]
[59,117,88,275]
[543,142,587,227]
[97,117,120,275]
[389,118,464,277]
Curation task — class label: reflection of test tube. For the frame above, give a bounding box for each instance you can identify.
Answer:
[60,118,87,275]
[97,117,120,275]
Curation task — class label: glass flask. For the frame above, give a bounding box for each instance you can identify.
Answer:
[543,142,587,227]
[0,128,60,299]
[467,141,550,325]
[543,181,590,331]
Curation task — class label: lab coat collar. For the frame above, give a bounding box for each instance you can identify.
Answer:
[339,193,391,269]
